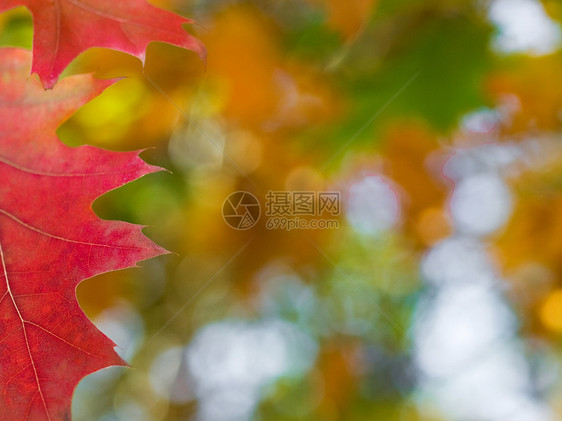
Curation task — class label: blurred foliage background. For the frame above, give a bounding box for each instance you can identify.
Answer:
[3,0,562,420]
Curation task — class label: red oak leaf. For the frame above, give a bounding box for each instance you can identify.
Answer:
[0,0,206,88]
[0,48,166,420]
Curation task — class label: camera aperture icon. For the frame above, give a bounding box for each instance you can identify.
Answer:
[222,191,261,230]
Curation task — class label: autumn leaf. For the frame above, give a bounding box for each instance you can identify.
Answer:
[0,48,166,420]
[380,122,450,246]
[0,0,206,88]
[487,54,562,133]
[314,0,377,39]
